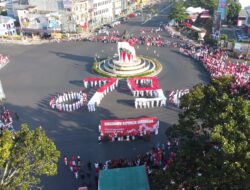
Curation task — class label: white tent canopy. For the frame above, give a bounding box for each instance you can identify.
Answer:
[186,7,205,15]
[0,80,6,101]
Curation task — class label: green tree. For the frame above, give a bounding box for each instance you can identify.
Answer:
[227,2,241,25]
[151,77,250,190]
[169,0,188,23]
[0,124,60,190]
[185,0,218,13]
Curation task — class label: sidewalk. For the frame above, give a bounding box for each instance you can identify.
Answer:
[0,32,93,45]
[0,39,50,45]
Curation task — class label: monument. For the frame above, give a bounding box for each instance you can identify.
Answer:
[95,40,162,77]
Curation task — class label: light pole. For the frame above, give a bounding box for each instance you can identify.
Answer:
[246,43,250,60]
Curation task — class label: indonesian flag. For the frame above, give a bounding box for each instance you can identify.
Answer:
[127,53,131,62]
[122,52,126,61]
[128,40,135,47]
[182,21,192,28]
[80,21,87,29]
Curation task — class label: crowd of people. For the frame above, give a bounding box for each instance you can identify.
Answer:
[162,24,250,96]
[64,138,179,187]
[64,155,81,179]
[95,139,178,181]
[0,108,15,135]
[85,27,168,47]
[49,91,87,112]
[179,45,250,88]
[167,89,190,108]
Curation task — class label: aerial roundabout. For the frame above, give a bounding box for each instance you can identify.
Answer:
[93,40,162,78]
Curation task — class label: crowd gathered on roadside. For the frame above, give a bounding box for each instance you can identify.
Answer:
[64,138,179,187]
[181,46,249,81]
[1,10,249,190]
[83,27,168,47]
[163,24,250,98]
[0,107,16,135]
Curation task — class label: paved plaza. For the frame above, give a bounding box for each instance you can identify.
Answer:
[0,15,210,189]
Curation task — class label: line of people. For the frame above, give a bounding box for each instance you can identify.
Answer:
[49,91,87,112]
[167,89,190,108]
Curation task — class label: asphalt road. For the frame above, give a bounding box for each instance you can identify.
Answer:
[0,6,210,190]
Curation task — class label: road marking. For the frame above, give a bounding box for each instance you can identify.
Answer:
[142,3,172,25]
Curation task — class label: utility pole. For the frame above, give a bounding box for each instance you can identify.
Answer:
[246,43,250,60]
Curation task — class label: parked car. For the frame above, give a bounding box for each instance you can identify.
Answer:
[135,11,142,16]
[94,28,101,33]
[98,29,109,35]
[128,13,136,18]
[111,21,121,27]
[118,17,127,23]
[103,24,112,29]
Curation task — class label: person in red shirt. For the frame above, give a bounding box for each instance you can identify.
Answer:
[73,166,78,179]
[64,156,68,166]
[69,160,73,171]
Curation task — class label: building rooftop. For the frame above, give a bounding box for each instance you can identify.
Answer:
[0,15,15,23]
[99,166,150,190]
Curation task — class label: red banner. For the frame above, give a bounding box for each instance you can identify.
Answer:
[100,117,159,137]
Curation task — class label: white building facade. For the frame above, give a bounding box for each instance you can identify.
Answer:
[28,0,64,12]
[112,0,122,18]
[0,15,16,36]
[72,0,90,25]
[91,0,113,25]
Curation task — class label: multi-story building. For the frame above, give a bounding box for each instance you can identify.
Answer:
[6,0,30,18]
[0,0,8,9]
[136,0,150,8]
[0,15,16,35]
[71,0,90,26]
[28,0,64,12]
[91,0,113,25]
[120,0,127,15]
[112,0,121,18]
[243,6,250,35]
[17,9,62,34]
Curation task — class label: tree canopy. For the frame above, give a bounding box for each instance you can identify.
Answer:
[226,2,241,25]
[168,0,188,23]
[151,77,250,190]
[0,124,60,190]
[185,0,218,13]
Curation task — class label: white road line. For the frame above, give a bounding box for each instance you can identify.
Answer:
[142,3,172,25]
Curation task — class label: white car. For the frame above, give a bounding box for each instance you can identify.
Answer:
[111,21,121,27]
[98,29,109,35]
[135,11,141,16]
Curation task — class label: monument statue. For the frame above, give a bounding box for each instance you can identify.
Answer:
[117,40,136,63]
